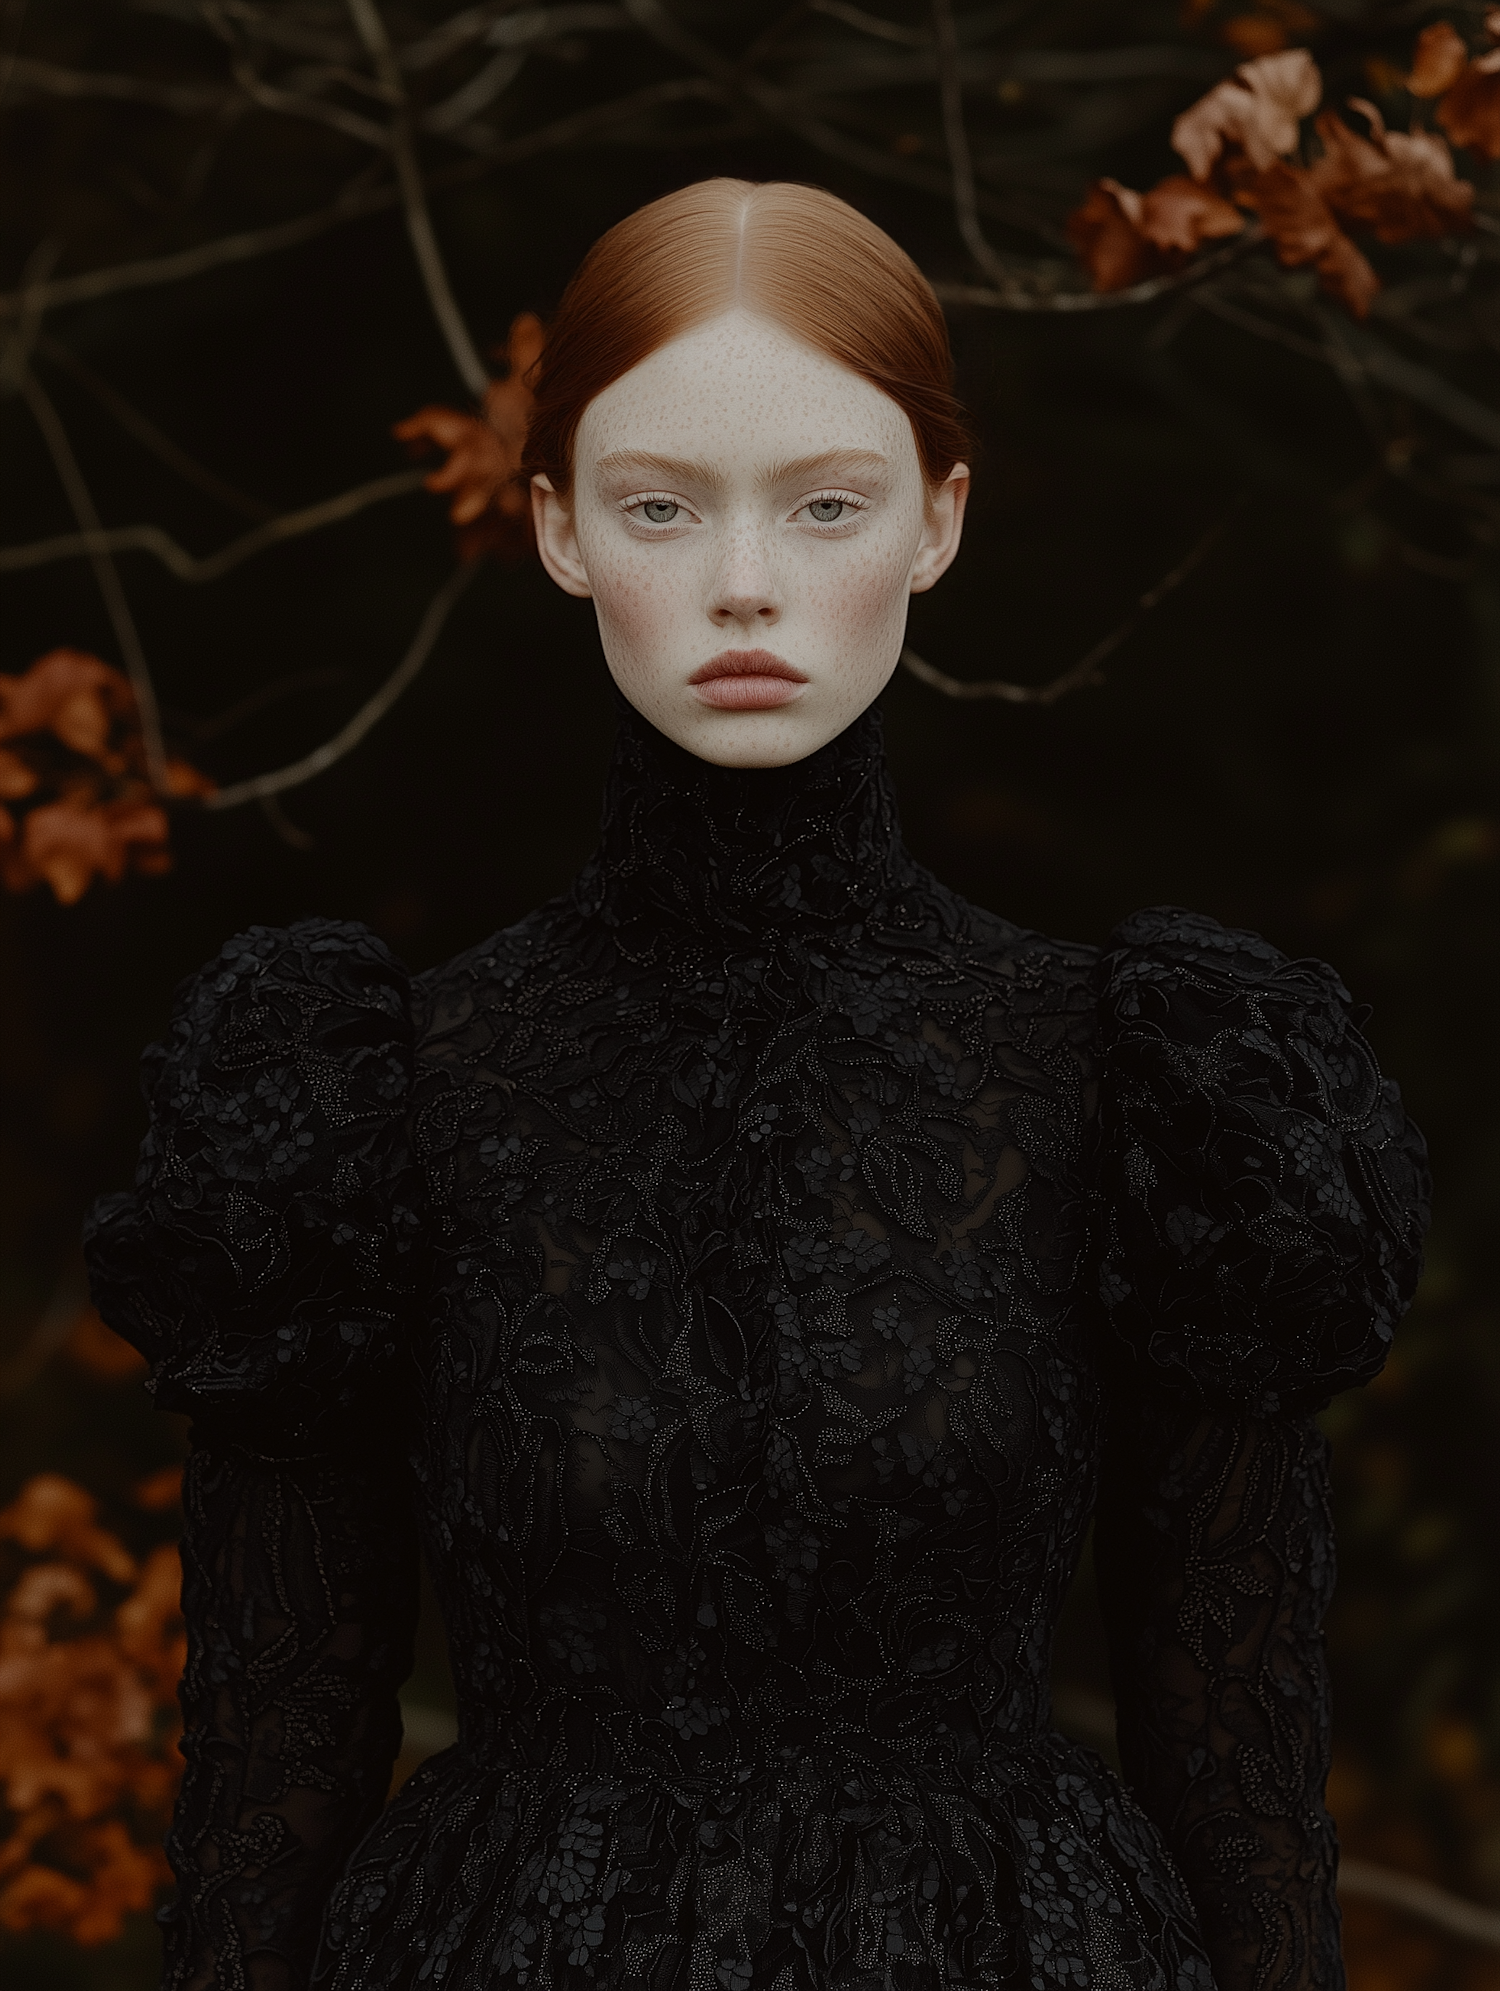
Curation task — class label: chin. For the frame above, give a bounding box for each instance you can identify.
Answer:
[675,714,841,769]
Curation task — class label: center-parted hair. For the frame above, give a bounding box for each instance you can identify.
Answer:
[520,178,973,495]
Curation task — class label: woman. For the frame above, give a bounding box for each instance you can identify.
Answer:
[87,180,1430,1991]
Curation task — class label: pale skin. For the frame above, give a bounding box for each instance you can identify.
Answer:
[531,308,969,768]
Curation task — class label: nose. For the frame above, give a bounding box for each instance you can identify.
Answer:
[707,525,781,634]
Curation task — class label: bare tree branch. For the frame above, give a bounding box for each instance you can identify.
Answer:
[899,519,1225,703]
[5,54,233,112]
[175,665,353,743]
[0,77,725,323]
[36,334,274,519]
[0,238,62,392]
[1337,1861,1500,1951]
[345,0,490,396]
[1323,316,1500,452]
[808,0,929,45]
[229,54,393,148]
[929,0,1016,294]
[0,172,401,321]
[0,469,427,582]
[204,561,482,808]
[21,369,170,788]
[621,0,1049,239]
[930,230,1265,314]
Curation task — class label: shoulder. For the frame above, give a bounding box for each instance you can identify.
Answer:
[84,919,419,1443]
[1094,905,1430,1413]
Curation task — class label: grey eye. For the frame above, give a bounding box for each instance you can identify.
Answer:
[808,499,846,523]
[642,500,679,523]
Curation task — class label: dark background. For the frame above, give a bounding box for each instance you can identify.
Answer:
[2,2,1497,1983]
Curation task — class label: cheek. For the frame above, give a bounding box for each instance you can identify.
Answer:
[581,536,686,648]
[806,538,915,650]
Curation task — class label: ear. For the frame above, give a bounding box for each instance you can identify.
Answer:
[532,474,593,599]
[908,464,970,596]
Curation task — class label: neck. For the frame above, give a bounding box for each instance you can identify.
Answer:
[573,697,936,961]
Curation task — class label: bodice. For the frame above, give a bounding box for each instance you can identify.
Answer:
[85,701,1430,1991]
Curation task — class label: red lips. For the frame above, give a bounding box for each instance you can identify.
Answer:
[688,649,808,711]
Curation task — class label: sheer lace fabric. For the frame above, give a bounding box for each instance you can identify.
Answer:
[86,704,1429,1991]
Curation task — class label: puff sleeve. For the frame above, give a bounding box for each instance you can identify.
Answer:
[84,921,424,1991]
[1090,909,1429,1991]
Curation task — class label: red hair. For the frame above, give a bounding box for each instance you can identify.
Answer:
[521,179,972,496]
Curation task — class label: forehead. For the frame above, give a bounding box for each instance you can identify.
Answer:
[575,309,917,473]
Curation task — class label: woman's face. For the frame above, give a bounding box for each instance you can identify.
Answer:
[532,309,969,767]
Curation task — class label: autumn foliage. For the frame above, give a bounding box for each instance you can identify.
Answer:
[0,651,212,906]
[394,311,546,562]
[1068,25,1490,315]
[0,1469,184,1944]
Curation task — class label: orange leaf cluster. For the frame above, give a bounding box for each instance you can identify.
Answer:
[394,312,546,563]
[0,650,212,905]
[1069,34,1482,318]
[0,1474,184,1945]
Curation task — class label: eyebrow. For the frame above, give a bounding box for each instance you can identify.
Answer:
[763,450,890,487]
[593,452,725,490]
[591,448,891,491]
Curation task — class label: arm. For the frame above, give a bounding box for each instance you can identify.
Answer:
[1089,910,1432,1991]
[81,921,424,1989]
[1096,1397,1342,1991]
[164,1434,418,1991]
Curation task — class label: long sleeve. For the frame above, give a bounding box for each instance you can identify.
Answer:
[84,921,424,1990]
[163,1438,418,1991]
[1091,909,1430,1991]
[1097,1399,1340,1990]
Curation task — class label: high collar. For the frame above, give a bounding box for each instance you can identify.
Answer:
[571,697,933,961]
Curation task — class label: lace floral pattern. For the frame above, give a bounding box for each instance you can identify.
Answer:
[85,703,1430,1991]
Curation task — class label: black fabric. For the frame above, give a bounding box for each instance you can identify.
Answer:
[86,701,1430,1991]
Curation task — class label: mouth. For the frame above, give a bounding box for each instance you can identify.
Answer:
[688,649,809,712]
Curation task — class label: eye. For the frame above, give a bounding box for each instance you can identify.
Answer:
[793,490,867,528]
[642,499,679,523]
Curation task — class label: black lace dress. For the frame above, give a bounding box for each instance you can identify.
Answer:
[85,702,1430,1991]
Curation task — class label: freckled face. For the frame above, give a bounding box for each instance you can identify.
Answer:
[531,309,968,767]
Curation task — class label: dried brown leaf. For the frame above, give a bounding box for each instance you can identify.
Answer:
[1173,48,1323,179]
[1407,21,1469,99]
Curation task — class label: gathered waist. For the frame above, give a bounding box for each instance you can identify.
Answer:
[439,1691,1068,1809]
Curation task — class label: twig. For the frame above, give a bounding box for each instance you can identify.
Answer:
[229,55,393,148]
[929,0,1015,294]
[621,0,1047,241]
[36,334,274,519]
[0,79,740,324]
[931,230,1264,314]
[0,172,402,321]
[5,54,233,112]
[260,792,317,847]
[1339,1859,1500,1952]
[1191,286,1329,363]
[0,468,427,582]
[0,237,61,393]
[179,665,353,742]
[1323,316,1500,452]
[345,0,490,396]
[809,0,928,45]
[204,561,481,807]
[899,518,1225,703]
[21,369,169,789]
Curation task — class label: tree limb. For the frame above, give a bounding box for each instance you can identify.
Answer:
[36,334,274,520]
[345,0,490,396]
[899,518,1225,703]
[0,469,428,582]
[204,561,482,808]
[21,369,170,790]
